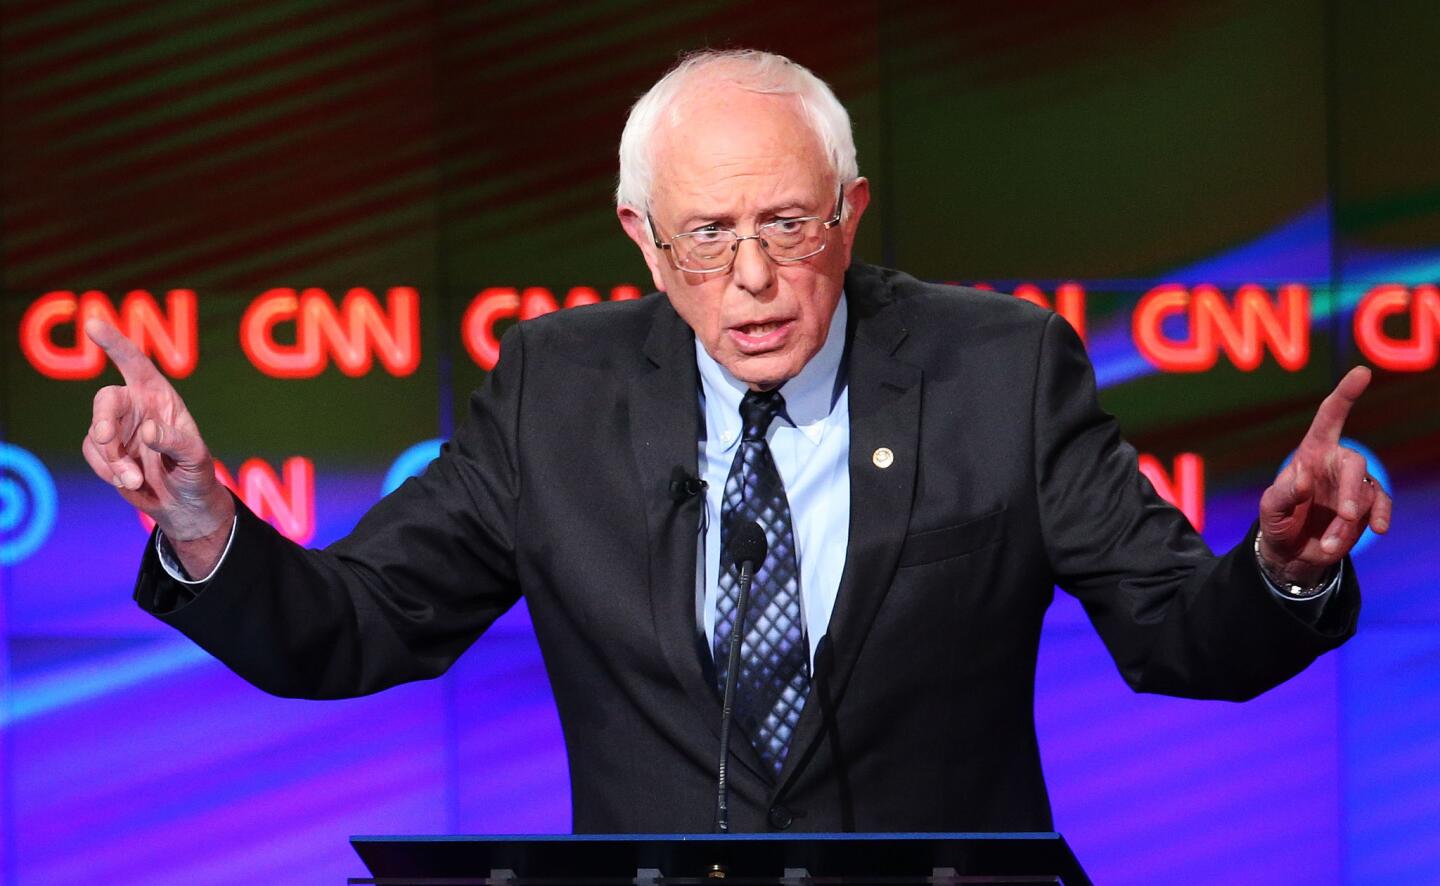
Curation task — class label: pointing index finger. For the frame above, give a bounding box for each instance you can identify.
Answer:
[1304,365,1371,447]
[85,318,165,388]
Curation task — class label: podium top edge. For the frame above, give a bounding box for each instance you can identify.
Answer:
[350,832,1065,844]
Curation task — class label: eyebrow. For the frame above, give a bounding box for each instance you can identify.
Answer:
[676,200,816,231]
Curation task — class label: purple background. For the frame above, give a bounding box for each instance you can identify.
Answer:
[3,3,1439,883]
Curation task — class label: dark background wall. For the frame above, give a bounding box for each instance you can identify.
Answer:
[1,2,1436,883]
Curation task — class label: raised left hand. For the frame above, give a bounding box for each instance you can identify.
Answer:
[1256,366,1393,587]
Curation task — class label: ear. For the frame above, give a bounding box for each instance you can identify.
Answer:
[617,204,668,293]
[838,177,871,261]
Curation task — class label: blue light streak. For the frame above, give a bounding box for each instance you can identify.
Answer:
[4,639,212,727]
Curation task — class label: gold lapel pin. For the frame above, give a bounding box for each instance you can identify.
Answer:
[872,447,894,469]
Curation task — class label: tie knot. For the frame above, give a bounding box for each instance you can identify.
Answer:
[739,389,785,441]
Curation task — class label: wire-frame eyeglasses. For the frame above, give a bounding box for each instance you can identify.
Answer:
[647,184,846,274]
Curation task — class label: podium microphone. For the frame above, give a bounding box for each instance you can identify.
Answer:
[716,520,767,833]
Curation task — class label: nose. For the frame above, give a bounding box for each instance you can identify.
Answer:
[730,233,774,296]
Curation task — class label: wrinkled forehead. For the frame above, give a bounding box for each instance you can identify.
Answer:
[649,83,833,213]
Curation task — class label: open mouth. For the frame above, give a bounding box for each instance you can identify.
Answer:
[728,319,794,352]
[738,321,784,336]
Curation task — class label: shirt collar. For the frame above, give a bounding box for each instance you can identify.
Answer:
[695,291,848,451]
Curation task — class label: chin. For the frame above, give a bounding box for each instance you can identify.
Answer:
[727,354,799,390]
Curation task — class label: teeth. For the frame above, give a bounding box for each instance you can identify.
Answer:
[744,322,780,335]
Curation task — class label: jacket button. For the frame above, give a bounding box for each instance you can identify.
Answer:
[768,805,793,830]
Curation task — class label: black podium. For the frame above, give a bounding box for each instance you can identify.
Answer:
[348,832,1092,884]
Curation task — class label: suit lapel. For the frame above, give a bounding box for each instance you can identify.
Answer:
[630,298,768,781]
[776,267,923,794]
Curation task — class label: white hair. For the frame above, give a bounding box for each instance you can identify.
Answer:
[615,49,859,210]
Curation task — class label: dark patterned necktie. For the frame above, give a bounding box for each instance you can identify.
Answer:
[714,388,809,779]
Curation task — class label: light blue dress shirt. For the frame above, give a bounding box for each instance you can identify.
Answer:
[695,293,850,669]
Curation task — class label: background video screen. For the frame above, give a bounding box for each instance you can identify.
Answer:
[1,2,1437,883]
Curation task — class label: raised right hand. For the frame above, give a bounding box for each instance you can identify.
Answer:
[81,318,235,550]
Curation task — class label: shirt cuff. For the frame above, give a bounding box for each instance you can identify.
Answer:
[1256,552,1344,621]
[155,517,238,585]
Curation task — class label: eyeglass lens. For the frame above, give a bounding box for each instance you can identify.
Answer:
[674,219,826,270]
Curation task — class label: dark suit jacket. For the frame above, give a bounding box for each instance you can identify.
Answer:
[135,263,1359,834]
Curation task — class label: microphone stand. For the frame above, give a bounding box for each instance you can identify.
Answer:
[715,521,766,834]
[715,556,754,833]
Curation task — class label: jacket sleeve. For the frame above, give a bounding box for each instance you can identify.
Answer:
[1031,312,1359,701]
[133,325,533,699]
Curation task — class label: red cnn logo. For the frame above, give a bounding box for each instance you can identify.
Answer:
[1138,453,1205,532]
[20,290,197,380]
[139,456,315,545]
[463,285,642,371]
[1354,284,1440,371]
[241,287,420,378]
[1134,284,1310,372]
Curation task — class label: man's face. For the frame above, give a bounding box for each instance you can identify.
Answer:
[619,85,870,390]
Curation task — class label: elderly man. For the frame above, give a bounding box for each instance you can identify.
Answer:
[84,50,1388,833]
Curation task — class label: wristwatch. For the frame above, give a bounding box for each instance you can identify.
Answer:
[1254,532,1333,599]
